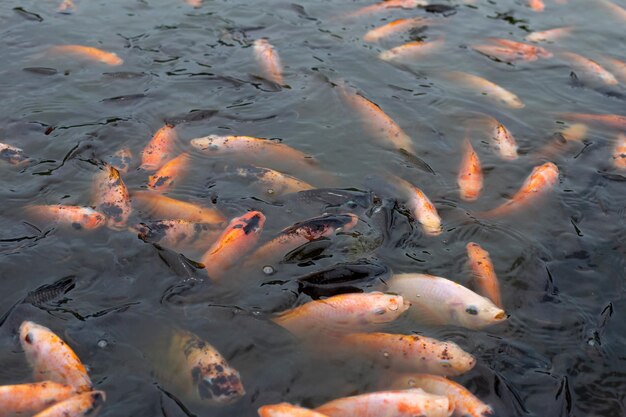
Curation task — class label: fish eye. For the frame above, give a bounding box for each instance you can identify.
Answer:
[465,306,479,315]
[374,308,387,315]
[439,361,451,368]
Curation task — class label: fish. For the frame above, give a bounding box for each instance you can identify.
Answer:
[387,273,507,329]
[525,27,573,43]
[560,52,618,85]
[32,391,105,417]
[92,164,132,229]
[478,38,553,61]
[337,85,414,153]
[57,0,75,13]
[466,243,502,308]
[296,261,391,299]
[338,332,476,376]
[135,219,221,251]
[246,213,358,268]
[457,138,483,201]
[48,45,123,66]
[388,374,493,417]
[378,39,444,62]
[445,72,524,109]
[254,39,283,85]
[471,44,534,63]
[259,403,330,417]
[600,56,626,83]
[528,0,545,11]
[185,0,202,7]
[200,211,266,280]
[363,17,433,42]
[147,152,191,192]
[107,147,132,174]
[481,162,559,218]
[315,389,453,417]
[19,321,92,393]
[344,0,428,19]
[141,124,178,171]
[612,134,626,169]
[596,0,626,22]
[556,113,626,130]
[273,292,409,337]
[0,381,77,417]
[392,176,442,236]
[0,142,28,165]
[491,123,519,160]
[230,166,314,196]
[168,330,245,405]
[25,205,106,230]
[132,191,225,224]
[533,123,588,160]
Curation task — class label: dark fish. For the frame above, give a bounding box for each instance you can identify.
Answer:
[102,71,147,79]
[422,4,456,16]
[297,260,390,298]
[282,239,333,264]
[102,94,147,103]
[282,188,374,210]
[155,244,206,281]
[398,148,436,174]
[164,109,218,126]
[23,67,58,76]
[13,7,43,21]
[24,276,76,306]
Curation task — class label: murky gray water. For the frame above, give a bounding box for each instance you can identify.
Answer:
[0,0,625,416]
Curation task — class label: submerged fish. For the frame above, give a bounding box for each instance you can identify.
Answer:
[457,138,483,201]
[345,0,427,19]
[132,191,225,224]
[556,113,626,130]
[48,45,123,66]
[388,273,507,329]
[525,27,573,43]
[445,72,525,109]
[339,332,475,376]
[259,403,330,417]
[363,17,433,42]
[337,85,414,153]
[230,166,314,196]
[378,39,444,62]
[107,147,132,174]
[596,0,626,22]
[491,123,519,160]
[254,39,284,85]
[612,134,626,169]
[473,38,552,62]
[0,382,76,417]
[141,124,178,171]
[147,152,191,192]
[273,292,409,337]
[296,261,391,298]
[466,243,502,308]
[560,52,618,85]
[32,391,105,417]
[201,211,266,280]
[481,162,559,218]
[185,0,202,7]
[19,321,92,393]
[315,389,453,417]
[600,55,626,83]
[92,164,132,229]
[389,374,493,417]
[135,219,220,252]
[533,123,587,160]
[0,142,28,165]
[25,205,106,230]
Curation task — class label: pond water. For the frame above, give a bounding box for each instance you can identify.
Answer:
[0,0,625,416]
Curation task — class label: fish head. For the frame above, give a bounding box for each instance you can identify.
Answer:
[458,298,507,329]
[192,363,246,405]
[362,292,410,324]
[418,211,442,236]
[233,211,266,236]
[83,211,107,229]
[501,95,525,109]
[190,135,226,152]
[433,340,477,376]
[19,321,51,363]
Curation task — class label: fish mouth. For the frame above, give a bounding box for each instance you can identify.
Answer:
[494,310,507,321]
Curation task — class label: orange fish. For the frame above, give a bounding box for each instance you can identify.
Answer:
[19,321,92,393]
[32,391,105,417]
[482,162,559,218]
[556,113,626,130]
[458,138,483,201]
[601,55,626,83]
[487,38,552,59]
[92,164,132,229]
[597,0,626,21]
[528,0,545,11]
[0,382,76,417]
[254,39,283,85]
[141,124,178,171]
[471,44,533,63]
[259,403,330,417]
[345,0,427,19]
[201,211,266,280]
[339,332,476,377]
[0,142,28,165]
[232,166,313,196]
[363,17,433,43]
[378,39,444,62]
[25,205,106,230]
[392,176,442,236]
[388,374,493,417]
[533,123,588,160]
[560,52,618,85]
[338,85,414,153]
[185,0,202,7]
[315,389,453,417]
[49,45,123,66]
[132,191,225,224]
[147,152,191,192]
[492,123,519,160]
[612,134,626,169]
[135,219,220,252]
[56,0,75,13]
[466,242,502,308]
[107,147,132,174]
[525,27,573,43]
[445,72,524,109]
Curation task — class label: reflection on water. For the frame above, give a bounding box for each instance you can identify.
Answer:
[1,0,625,416]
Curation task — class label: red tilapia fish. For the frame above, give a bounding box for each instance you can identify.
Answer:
[0,382,77,417]
[445,72,525,109]
[560,52,618,85]
[337,85,415,153]
[466,243,502,308]
[525,27,573,43]
[0,142,28,165]
[57,0,76,13]
[315,389,453,417]
[613,134,626,170]
[19,321,92,393]
[344,0,427,19]
[201,211,266,280]
[141,124,178,171]
[528,0,545,11]
[392,176,442,236]
[491,122,519,160]
[25,205,106,230]
[363,17,434,43]
[92,164,132,229]
[338,332,476,377]
[388,274,506,329]
[556,113,626,131]
[388,374,493,417]
[135,219,221,252]
[245,213,358,268]
[147,152,191,192]
[254,39,283,85]
[273,292,409,337]
[472,38,552,62]
[259,403,330,417]
[32,391,105,417]
[481,162,559,218]
[185,0,202,7]
[231,166,313,196]
[457,138,483,201]
[379,39,445,62]
[48,45,123,66]
[132,191,225,224]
